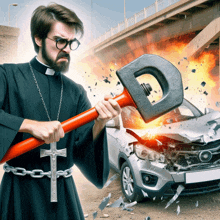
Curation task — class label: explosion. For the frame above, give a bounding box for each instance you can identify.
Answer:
[76,33,219,129]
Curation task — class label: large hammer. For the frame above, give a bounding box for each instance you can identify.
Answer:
[0,54,183,164]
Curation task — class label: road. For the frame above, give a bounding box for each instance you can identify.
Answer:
[74,167,220,220]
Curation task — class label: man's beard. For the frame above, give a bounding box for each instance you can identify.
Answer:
[42,40,70,73]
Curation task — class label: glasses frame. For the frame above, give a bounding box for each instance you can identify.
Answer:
[47,37,81,51]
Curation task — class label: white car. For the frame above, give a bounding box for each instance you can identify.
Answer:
[106,99,220,202]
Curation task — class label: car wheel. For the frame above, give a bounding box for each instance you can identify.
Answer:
[120,161,144,202]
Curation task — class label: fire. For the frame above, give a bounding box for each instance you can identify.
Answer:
[76,33,218,129]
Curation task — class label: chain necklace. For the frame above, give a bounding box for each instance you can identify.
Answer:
[29,62,63,121]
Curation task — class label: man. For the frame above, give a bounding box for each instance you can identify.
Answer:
[0,3,121,220]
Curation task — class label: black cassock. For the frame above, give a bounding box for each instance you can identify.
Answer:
[0,58,109,220]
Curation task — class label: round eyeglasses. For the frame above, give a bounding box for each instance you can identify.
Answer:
[47,37,80,51]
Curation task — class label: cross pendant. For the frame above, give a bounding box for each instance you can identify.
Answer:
[40,142,67,202]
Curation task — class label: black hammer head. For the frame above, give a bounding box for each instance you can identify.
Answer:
[116,54,183,123]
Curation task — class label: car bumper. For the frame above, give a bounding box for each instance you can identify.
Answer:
[127,154,220,199]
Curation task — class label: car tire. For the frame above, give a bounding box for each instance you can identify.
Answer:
[120,161,144,202]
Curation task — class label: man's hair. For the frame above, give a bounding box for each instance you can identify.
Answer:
[31,3,84,53]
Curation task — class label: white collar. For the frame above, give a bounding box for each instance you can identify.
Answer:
[36,57,55,76]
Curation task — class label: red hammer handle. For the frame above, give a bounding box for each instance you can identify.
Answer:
[0,89,137,164]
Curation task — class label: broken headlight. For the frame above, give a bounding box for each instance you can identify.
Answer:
[134,143,165,162]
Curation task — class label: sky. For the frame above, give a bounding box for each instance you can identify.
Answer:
[0,0,156,43]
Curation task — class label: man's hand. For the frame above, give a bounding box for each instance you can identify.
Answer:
[93,95,122,140]
[19,119,65,144]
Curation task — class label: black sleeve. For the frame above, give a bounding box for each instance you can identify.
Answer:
[0,66,24,161]
[73,87,110,188]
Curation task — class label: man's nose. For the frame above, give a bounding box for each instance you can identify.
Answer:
[62,43,71,53]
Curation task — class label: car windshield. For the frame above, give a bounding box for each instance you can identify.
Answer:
[121,99,203,129]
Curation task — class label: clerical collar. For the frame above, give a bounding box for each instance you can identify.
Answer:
[30,57,56,76]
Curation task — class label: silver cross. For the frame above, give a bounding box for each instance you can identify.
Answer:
[40,142,67,202]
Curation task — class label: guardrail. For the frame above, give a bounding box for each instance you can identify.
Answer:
[89,0,181,48]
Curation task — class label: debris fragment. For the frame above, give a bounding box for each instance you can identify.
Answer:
[103,78,111,84]
[165,185,185,209]
[116,81,121,86]
[203,91,208,96]
[141,190,149,198]
[99,193,111,211]
[177,205,180,215]
[145,217,151,220]
[201,81,206,87]
[195,201,199,207]
[192,69,196,73]
[104,174,119,188]
[100,214,109,218]
[93,211,98,220]
[84,214,89,218]
[216,102,220,108]
[122,201,137,211]
[109,196,124,208]
[185,87,188,90]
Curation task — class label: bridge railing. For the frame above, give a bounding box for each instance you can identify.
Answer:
[89,0,180,48]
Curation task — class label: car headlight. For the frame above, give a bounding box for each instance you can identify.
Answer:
[134,143,165,163]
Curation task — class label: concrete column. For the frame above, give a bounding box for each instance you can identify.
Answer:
[0,25,20,64]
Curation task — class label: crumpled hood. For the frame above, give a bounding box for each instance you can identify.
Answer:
[130,111,220,144]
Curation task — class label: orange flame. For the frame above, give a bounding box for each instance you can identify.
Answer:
[77,33,219,129]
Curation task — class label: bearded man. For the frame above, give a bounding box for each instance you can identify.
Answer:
[0,3,121,220]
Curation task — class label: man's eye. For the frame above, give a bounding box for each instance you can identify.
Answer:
[57,39,67,44]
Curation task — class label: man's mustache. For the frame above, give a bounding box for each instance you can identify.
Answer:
[56,53,70,61]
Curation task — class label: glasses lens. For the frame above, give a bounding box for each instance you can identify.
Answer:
[70,39,80,51]
[56,38,68,50]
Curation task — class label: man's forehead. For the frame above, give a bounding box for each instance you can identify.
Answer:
[49,21,75,38]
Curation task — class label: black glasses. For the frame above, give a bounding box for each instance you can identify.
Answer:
[47,37,80,51]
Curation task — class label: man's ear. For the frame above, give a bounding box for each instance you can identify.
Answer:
[35,35,42,47]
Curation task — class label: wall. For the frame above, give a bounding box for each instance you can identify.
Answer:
[0,25,20,64]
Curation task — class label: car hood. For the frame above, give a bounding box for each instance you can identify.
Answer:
[129,111,220,144]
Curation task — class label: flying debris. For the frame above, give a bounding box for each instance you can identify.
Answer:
[93,211,98,220]
[185,87,188,90]
[99,193,111,211]
[192,69,196,73]
[122,201,137,211]
[201,81,206,87]
[103,78,111,84]
[177,205,180,215]
[109,196,124,208]
[216,102,220,108]
[141,190,149,198]
[104,174,119,188]
[116,81,121,86]
[165,185,185,209]
[195,201,199,207]
[204,91,208,96]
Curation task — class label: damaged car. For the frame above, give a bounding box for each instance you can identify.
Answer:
[106,99,220,202]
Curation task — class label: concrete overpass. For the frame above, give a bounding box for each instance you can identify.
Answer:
[82,0,219,64]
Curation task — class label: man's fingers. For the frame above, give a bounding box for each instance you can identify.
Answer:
[95,98,122,122]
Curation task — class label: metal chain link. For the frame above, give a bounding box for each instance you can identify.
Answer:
[3,163,72,179]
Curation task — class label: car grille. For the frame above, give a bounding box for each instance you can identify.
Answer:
[164,180,220,196]
[165,140,220,171]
